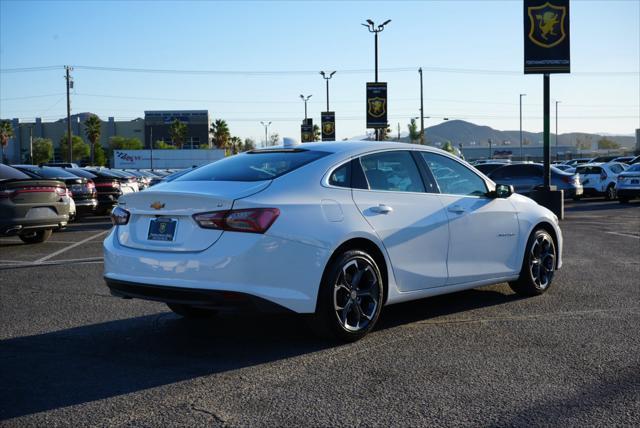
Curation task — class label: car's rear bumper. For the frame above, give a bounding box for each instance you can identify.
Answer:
[103,228,329,313]
[74,198,98,212]
[617,188,640,199]
[105,278,292,313]
[0,217,68,236]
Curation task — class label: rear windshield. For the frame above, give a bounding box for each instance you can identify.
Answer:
[178,149,330,182]
[66,168,97,179]
[576,166,602,175]
[22,167,79,179]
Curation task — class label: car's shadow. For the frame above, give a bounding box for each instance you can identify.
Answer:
[0,286,518,420]
[566,199,638,212]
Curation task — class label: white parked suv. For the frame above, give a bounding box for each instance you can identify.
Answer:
[574,162,627,200]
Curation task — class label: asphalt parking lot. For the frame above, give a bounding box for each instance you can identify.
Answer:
[1,200,639,426]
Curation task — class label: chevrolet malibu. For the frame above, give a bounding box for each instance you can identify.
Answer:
[104,141,562,341]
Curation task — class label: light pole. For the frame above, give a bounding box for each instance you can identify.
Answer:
[260,121,271,147]
[520,93,526,161]
[299,95,312,121]
[418,67,424,144]
[362,19,391,140]
[65,66,73,162]
[555,100,561,161]
[319,71,336,111]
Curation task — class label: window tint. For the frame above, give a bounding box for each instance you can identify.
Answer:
[179,149,329,182]
[360,151,425,193]
[421,153,487,196]
[610,164,623,174]
[0,164,31,180]
[576,166,602,175]
[328,162,350,188]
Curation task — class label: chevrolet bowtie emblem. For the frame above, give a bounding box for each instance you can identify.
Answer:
[150,201,165,210]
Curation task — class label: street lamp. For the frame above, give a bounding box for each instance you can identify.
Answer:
[520,93,527,160]
[260,121,271,147]
[319,71,336,111]
[299,94,312,120]
[555,100,561,161]
[361,19,391,82]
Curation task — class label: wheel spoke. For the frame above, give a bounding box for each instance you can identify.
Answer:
[333,256,381,332]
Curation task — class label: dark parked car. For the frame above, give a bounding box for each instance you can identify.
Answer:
[12,165,98,215]
[0,164,69,243]
[66,168,124,215]
[473,163,509,176]
[488,163,583,198]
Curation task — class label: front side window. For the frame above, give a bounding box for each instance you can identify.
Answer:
[421,153,487,196]
[359,151,425,193]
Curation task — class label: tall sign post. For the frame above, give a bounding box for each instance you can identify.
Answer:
[301,118,314,143]
[366,82,388,133]
[524,0,570,218]
[321,112,336,141]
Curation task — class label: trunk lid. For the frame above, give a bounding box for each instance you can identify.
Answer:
[116,180,270,252]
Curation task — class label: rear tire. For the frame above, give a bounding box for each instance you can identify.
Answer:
[19,229,53,244]
[605,184,616,201]
[313,250,384,342]
[167,303,218,318]
[509,229,557,297]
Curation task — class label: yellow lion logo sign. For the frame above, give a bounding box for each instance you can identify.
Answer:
[322,122,334,135]
[368,97,386,118]
[528,2,567,48]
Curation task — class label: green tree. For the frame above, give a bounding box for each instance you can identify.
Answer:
[169,119,188,149]
[32,138,54,164]
[379,125,392,141]
[108,136,143,158]
[243,138,256,152]
[154,140,177,150]
[0,120,14,164]
[83,114,102,165]
[442,141,456,154]
[597,137,620,150]
[60,133,90,162]
[312,124,321,141]
[94,143,107,166]
[210,119,231,150]
[407,118,421,144]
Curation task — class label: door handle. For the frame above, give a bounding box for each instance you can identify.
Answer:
[370,204,393,214]
[448,205,466,214]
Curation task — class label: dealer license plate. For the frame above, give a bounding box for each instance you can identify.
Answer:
[148,218,177,241]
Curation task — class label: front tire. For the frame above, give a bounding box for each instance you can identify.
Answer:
[19,229,53,244]
[314,250,384,342]
[167,303,217,318]
[509,229,557,297]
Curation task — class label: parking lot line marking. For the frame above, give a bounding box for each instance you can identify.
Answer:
[35,230,109,263]
[605,231,640,239]
[0,257,103,270]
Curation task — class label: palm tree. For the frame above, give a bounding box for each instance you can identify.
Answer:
[210,119,230,151]
[169,119,188,149]
[83,114,102,165]
[0,120,14,164]
[312,124,321,141]
[229,136,243,155]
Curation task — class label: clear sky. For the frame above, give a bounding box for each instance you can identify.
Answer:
[1,0,639,145]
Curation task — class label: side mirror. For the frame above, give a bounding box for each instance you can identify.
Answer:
[494,183,514,198]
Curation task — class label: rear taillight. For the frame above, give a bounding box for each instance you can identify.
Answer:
[110,206,130,225]
[193,208,280,234]
[600,171,608,181]
[87,181,95,190]
[561,176,570,184]
[56,187,67,197]
[0,189,15,198]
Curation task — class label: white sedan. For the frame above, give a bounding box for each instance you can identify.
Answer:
[104,141,563,342]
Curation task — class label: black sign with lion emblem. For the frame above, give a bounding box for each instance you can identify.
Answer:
[301,121,313,143]
[321,112,335,141]
[366,82,388,128]
[524,0,570,74]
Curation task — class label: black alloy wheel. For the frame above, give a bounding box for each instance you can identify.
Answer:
[509,229,557,297]
[315,250,384,342]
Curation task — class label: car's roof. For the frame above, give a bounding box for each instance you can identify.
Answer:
[259,140,444,157]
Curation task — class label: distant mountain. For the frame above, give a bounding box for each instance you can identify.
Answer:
[395,120,636,149]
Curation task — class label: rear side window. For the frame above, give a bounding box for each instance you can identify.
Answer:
[179,149,329,182]
[610,164,623,174]
[328,162,350,188]
[360,151,425,193]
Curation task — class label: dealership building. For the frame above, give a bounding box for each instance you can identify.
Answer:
[1,110,211,163]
